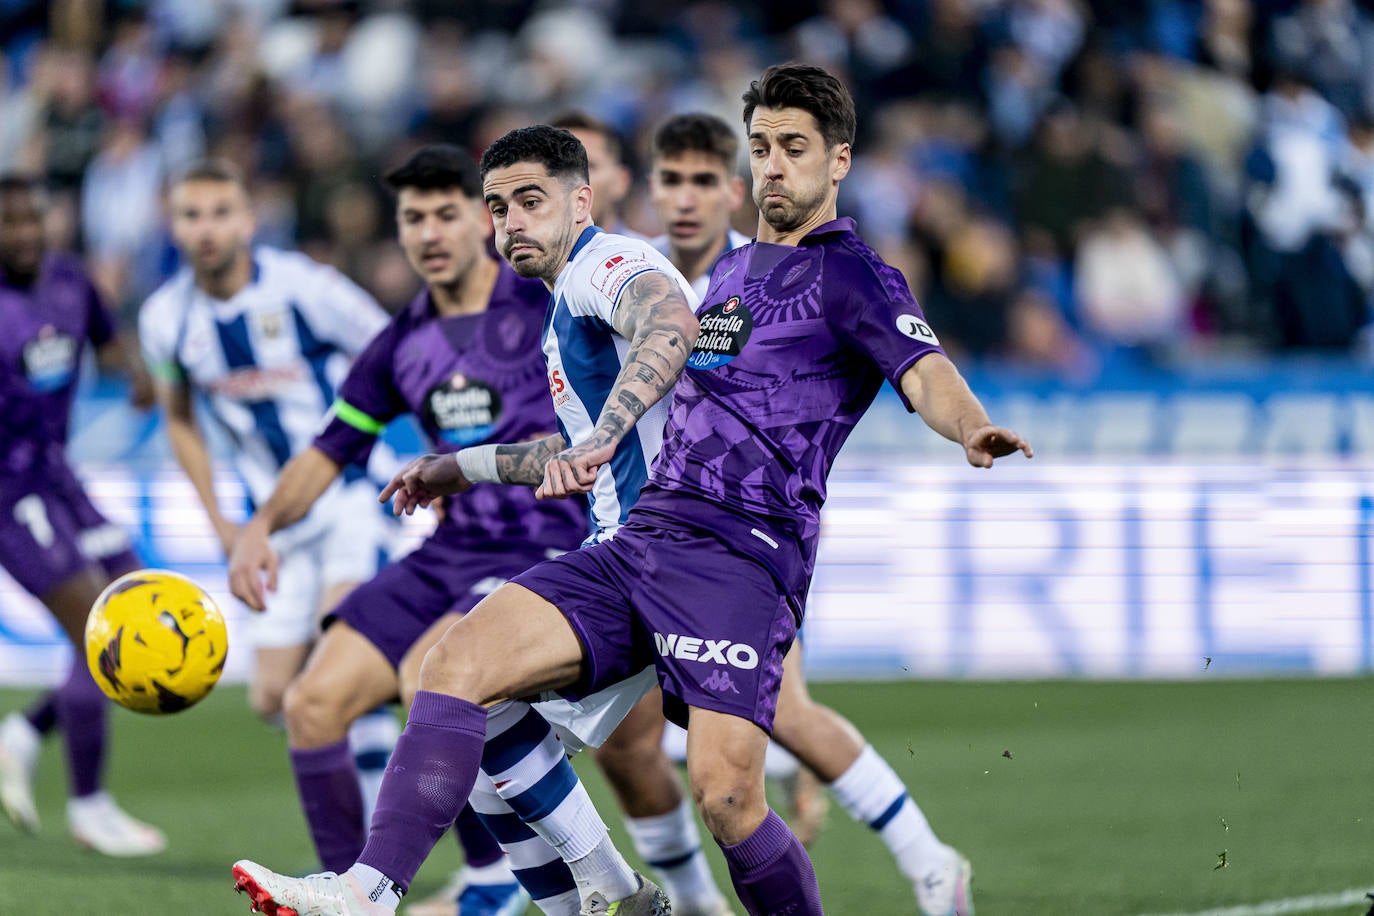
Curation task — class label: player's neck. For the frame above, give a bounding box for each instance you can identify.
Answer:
[671,235,728,287]
[195,253,253,300]
[757,202,838,247]
[430,254,498,316]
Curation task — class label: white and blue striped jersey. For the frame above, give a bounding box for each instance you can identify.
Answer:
[139,246,389,520]
[545,227,697,542]
[650,228,751,301]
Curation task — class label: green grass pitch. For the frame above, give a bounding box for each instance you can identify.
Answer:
[1,679,1370,915]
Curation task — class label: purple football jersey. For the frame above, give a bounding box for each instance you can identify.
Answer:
[0,253,116,474]
[314,262,587,550]
[642,218,943,549]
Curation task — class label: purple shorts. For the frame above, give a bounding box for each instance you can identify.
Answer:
[513,492,808,733]
[326,524,565,670]
[0,463,139,598]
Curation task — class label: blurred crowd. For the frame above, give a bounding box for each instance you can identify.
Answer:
[4,0,1374,381]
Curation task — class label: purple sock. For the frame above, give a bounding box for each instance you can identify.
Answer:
[292,739,366,873]
[719,809,824,916]
[24,691,58,735]
[55,659,106,798]
[357,691,486,892]
[454,802,503,869]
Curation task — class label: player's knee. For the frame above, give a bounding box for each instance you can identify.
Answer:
[416,631,482,701]
[250,673,291,721]
[689,755,767,842]
[282,676,347,746]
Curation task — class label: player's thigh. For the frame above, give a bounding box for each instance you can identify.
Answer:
[289,621,399,726]
[397,611,463,709]
[39,565,112,647]
[420,583,586,704]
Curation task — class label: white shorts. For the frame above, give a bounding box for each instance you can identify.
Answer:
[534,666,658,755]
[241,479,395,650]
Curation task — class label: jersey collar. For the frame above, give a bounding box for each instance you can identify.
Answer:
[568,225,603,264]
[800,217,856,244]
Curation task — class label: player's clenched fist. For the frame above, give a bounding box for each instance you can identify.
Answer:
[380,453,473,515]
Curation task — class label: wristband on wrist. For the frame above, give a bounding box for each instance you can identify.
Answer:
[455,445,500,484]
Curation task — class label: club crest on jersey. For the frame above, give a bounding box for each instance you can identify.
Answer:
[254,310,287,338]
[687,296,752,371]
[590,252,655,304]
[22,327,78,392]
[425,371,502,446]
[896,314,940,346]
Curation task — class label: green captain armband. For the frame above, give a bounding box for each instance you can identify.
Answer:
[149,361,185,383]
[331,399,384,435]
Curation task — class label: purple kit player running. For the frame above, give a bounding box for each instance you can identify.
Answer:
[229,63,1028,916]
[225,147,587,915]
[0,175,166,856]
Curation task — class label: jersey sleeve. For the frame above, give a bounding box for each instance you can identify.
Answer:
[137,290,185,384]
[571,240,672,324]
[312,318,407,467]
[824,255,945,411]
[297,261,390,356]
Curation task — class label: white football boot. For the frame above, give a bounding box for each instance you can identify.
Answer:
[234,860,395,915]
[68,790,166,856]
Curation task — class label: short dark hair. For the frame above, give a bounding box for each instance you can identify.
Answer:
[742,63,856,150]
[652,113,739,171]
[548,110,624,162]
[384,145,481,197]
[479,125,589,186]
[171,158,248,191]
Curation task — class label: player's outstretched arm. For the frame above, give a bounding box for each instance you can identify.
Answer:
[380,433,570,515]
[229,447,343,611]
[899,353,1033,468]
[539,271,699,498]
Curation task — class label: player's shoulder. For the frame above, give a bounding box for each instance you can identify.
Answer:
[140,267,196,319]
[567,229,681,307]
[815,219,912,304]
[254,245,334,284]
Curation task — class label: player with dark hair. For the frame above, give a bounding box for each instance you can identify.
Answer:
[232,61,1026,914]
[225,144,600,916]
[648,109,977,912]
[0,174,165,856]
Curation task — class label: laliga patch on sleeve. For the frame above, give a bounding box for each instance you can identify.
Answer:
[591,252,656,304]
[896,314,940,346]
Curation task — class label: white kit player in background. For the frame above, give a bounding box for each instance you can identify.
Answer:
[139,160,399,821]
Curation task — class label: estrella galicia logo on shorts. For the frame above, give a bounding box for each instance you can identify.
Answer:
[686,296,752,371]
[654,632,759,670]
[424,371,502,446]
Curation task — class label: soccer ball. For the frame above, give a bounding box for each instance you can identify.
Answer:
[85,569,228,715]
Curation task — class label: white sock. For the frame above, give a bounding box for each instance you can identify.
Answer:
[349,707,399,828]
[346,863,404,911]
[566,833,639,905]
[623,800,724,910]
[1,712,40,764]
[828,745,945,881]
[763,740,801,779]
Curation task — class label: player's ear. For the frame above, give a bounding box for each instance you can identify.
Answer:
[574,182,594,225]
[830,142,851,183]
[728,175,745,209]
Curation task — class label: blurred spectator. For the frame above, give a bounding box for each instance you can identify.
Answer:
[39,47,105,193]
[81,117,163,311]
[1075,208,1188,348]
[1269,0,1374,122]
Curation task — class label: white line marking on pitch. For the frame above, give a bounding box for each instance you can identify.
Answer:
[1136,888,1372,916]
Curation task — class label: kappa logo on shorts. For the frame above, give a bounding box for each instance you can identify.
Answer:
[700,670,740,694]
[654,632,759,670]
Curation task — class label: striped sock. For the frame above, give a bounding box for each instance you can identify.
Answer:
[624,799,727,912]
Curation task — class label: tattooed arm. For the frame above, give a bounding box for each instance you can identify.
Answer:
[538,270,699,499]
[495,433,568,485]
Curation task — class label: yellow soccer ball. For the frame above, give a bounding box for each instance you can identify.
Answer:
[85,569,228,715]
